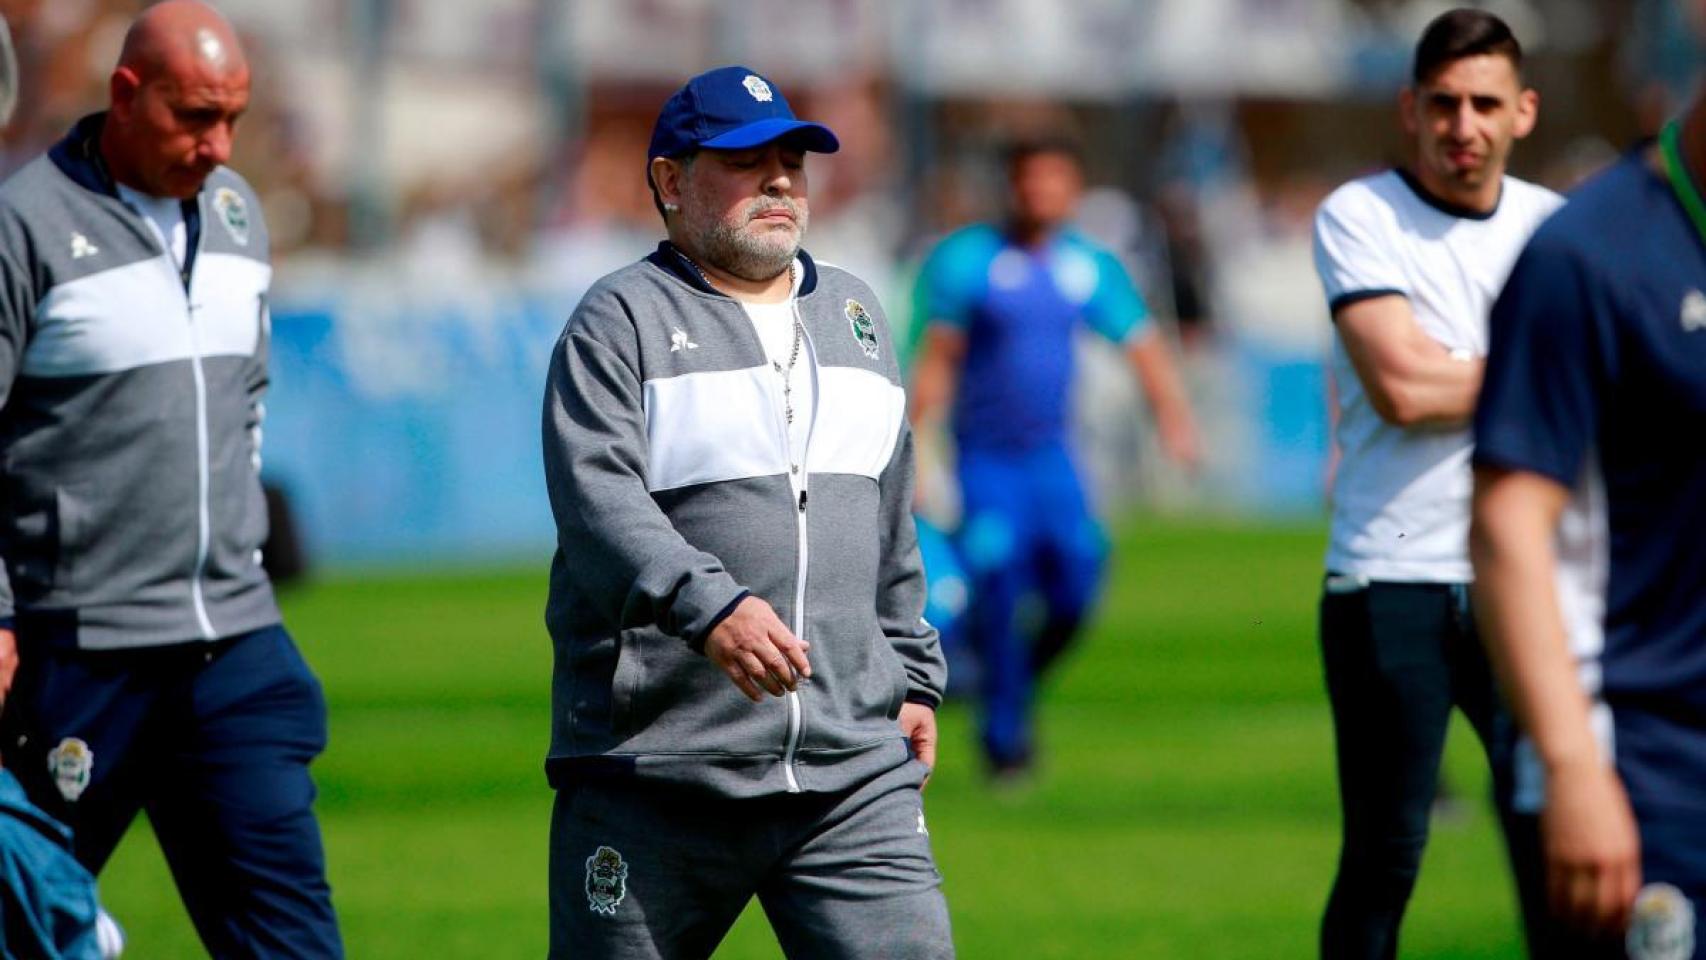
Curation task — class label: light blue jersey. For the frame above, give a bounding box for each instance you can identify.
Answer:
[916,224,1148,453]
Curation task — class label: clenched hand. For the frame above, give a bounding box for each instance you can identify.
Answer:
[899,701,937,787]
[1543,758,1641,937]
[704,596,811,702]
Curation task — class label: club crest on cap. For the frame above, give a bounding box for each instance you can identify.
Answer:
[742,74,773,102]
[47,737,94,803]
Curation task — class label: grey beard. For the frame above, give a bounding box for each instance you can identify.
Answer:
[691,202,807,282]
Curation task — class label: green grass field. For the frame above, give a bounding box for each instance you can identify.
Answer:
[98,517,1525,957]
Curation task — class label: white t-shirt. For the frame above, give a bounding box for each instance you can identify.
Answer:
[116,183,188,269]
[1555,460,1608,670]
[740,261,813,493]
[1313,169,1562,582]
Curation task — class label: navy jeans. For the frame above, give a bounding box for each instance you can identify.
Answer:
[1318,579,1526,960]
[1,619,343,959]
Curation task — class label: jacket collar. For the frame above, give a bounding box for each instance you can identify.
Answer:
[54,111,206,286]
[646,240,820,298]
[49,112,212,210]
[49,112,120,197]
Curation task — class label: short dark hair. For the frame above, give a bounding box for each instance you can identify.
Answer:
[1412,8,1522,85]
[1005,135,1084,175]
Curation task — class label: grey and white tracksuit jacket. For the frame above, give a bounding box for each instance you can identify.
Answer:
[543,243,946,799]
[0,114,278,648]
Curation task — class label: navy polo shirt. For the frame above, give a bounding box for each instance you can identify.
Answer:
[1475,149,1706,811]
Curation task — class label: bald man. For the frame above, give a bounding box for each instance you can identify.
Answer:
[0,3,343,956]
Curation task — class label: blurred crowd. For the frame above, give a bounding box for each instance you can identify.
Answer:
[1,1,1693,338]
[0,1,1697,516]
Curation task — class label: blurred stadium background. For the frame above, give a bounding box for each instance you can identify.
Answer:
[0,0,1700,956]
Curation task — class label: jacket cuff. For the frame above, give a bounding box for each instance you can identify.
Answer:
[904,690,941,710]
[688,590,750,653]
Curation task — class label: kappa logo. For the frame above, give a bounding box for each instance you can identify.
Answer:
[1682,289,1706,333]
[70,232,99,259]
[585,846,629,916]
[47,737,94,803]
[213,186,250,246]
[916,809,929,836]
[1628,883,1695,960]
[742,74,773,102]
[670,327,699,352]
[845,299,879,360]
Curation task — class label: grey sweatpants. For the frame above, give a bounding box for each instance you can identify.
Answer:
[548,759,954,959]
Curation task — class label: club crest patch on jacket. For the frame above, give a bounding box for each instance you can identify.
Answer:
[214,186,249,246]
[846,299,878,360]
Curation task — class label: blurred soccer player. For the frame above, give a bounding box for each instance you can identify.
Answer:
[0,2,342,956]
[1473,15,1706,957]
[909,138,1199,780]
[1310,9,1558,957]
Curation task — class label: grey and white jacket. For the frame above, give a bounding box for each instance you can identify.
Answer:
[543,242,945,798]
[0,114,278,648]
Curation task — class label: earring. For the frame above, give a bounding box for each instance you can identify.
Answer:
[663,202,680,212]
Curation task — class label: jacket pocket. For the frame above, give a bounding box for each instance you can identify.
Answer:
[52,485,90,594]
[8,481,89,599]
[208,468,269,580]
[880,636,910,721]
[237,475,270,569]
[2,475,60,601]
[609,628,646,737]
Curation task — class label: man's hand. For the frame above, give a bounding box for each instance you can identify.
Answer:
[1125,332,1202,472]
[0,627,15,702]
[899,702,938,786]
[704,597,811,702]
[1155,406,1202,472]
[1543,758,1641,936]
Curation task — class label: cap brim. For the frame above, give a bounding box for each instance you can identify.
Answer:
[699,118,840,153]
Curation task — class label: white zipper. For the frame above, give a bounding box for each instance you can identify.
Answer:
[186,305,216,640]
[180,210,216,641]
[126,193,216,640]
[782,496,806,791]
[780,300,818,793]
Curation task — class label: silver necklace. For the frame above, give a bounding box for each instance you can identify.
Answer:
[677,251,803,425]
[775,273,802,426]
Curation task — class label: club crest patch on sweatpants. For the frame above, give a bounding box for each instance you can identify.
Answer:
[47,737,94,802]
[585,846,629,916]
[1629,883,1696,960]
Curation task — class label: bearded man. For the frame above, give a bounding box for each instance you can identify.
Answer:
[540,66,953,959]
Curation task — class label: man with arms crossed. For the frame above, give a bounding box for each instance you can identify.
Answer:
[909,138,1199,779]
[1473,23,1706,958]
[0,2,342,956]
[1311,10,1557,957]
[542,66,951,958]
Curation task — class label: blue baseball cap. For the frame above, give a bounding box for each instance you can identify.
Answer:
[648,66,840,165]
